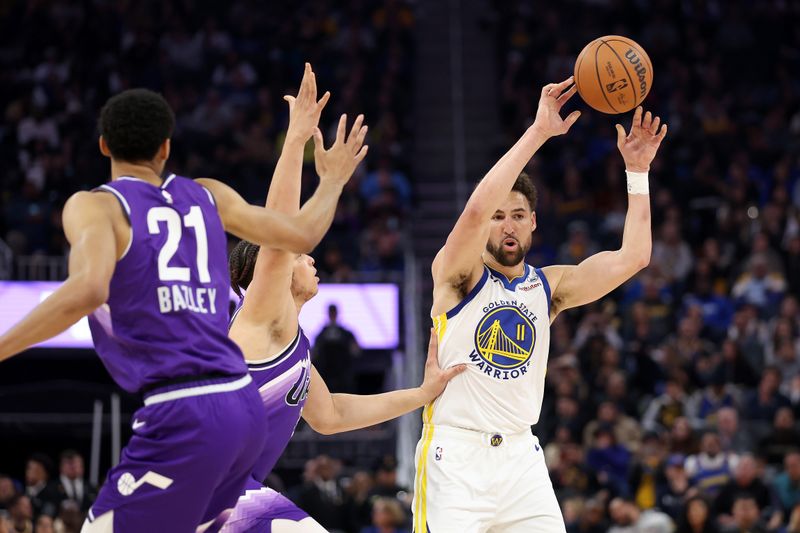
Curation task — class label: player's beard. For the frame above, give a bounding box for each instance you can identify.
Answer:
[485,235,531,267]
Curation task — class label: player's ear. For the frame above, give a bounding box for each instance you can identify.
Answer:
[98,136,111,158]
[159,138,171,161]
[530,210,537,232]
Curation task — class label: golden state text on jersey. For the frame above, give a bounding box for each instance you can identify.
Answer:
[429,263,552,434]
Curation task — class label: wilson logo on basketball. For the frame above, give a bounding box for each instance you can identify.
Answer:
[606,80,629,93]
[624,49,648,98]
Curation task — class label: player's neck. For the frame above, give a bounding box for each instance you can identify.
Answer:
[482,256,526,281]
[110,160,164,186]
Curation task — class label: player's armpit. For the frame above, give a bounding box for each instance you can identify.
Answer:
[543,249,648,319]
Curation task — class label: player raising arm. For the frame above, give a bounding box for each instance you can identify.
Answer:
[415,74,667,532]
[542,105,667,319]
[0,76,359,364]
[215,65,464,532]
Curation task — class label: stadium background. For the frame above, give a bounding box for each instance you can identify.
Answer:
[1,0,800,531]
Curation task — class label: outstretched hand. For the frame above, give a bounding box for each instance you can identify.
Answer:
[419,328,467,402]
[284,63,330,144]
[313,113,369,187]
[615,106,668,172]
[531,76,581,138]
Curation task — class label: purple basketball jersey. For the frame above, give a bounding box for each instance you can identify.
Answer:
[88,174,247,393]
[231,300,311,482]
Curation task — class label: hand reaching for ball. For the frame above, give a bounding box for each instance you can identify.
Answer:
[531,77,581,139]
[615,106,667,173]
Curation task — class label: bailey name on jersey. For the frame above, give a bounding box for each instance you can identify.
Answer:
[157,284,218,314]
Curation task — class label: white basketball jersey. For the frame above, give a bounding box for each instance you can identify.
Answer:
[430,263,551,434]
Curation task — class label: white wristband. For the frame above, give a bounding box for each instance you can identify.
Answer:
[626,170,650,195]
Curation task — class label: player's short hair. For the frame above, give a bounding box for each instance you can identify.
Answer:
[229,240,260,298]
[98,89,175,163]
[512,172,538,212]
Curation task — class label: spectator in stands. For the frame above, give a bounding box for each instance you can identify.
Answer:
[343,471,373,532]
[744,367,791,421]
[313,304,361,394]
[759,408,800,466]
[23,455,60,518]
[289,455,346,531]
[715,407,754,454]
[676,496,719,533]
[669,417,699,456]
[586,426,632,497]
[583,401,642,454]
[0,476,16,511]
[727,305,766,374]
[360,497,409,533]
[719,340,759,388]
[34,514,54,533]
[774,452,800,514]
[728,494,767,533]
[0,513,9,533]
[628,431,667,510]
[643,380,689,433]
[56,450,95,513]
[368,456,406,500]
[731,254,787,315]
[607,497,674,533]
[685,432,739,497]
[7,494,32,533]
[658,454,692,522]
[713,455,782,530]
[651,220,693,287]
[687,369,739,428]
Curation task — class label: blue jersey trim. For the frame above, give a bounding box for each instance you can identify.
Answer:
[444,267,489,320]
[486,264,530,291]
[534,267,551,317]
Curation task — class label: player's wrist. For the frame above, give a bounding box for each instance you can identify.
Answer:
[625,169,650,195]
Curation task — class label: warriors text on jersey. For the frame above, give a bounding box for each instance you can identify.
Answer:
[430,263,552,434]
[88,174,248,393]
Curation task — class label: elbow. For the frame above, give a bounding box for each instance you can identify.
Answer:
[306,417,338,435]
[636,253,651,271]
[81,281,109,311]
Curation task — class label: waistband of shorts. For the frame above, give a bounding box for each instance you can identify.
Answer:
[423,423,537,447]
[142,373,252,406]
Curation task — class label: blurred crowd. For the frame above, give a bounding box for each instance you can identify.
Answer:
[495,0,800,531]
[0,451,409,533]
[0,0,414,279]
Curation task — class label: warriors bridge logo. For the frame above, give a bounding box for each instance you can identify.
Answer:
[470,305,535,380]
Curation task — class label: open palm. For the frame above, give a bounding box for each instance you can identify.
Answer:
[532,76,581,138]
[616,107,668,172]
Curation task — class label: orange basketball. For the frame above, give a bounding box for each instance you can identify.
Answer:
[573,35,653,114]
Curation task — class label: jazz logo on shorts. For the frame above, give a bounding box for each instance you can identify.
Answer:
[470,305,535,381]
[117,471,173,496]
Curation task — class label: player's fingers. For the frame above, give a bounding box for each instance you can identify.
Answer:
[552,76,575,96]
[298,63,312,101]
[348,114,364,144]
[657,123,668,140]
[335,114,348,144]
[556,85,577,108]
[308,70,318,102]
[541,83,557,98]
[312,127,325,154]
[563,110,581,131]
[426,328,438,362]
[316,91,331,112]
[615,124,626,148]
[631,106,643,131]
[443,364,468,381]
[642,110,653,131]
[354,144,369,164]
[283,95,295,109]
[650,116,661,136]
[353,125,368,151]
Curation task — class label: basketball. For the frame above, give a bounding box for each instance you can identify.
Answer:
[574,35,653,114]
